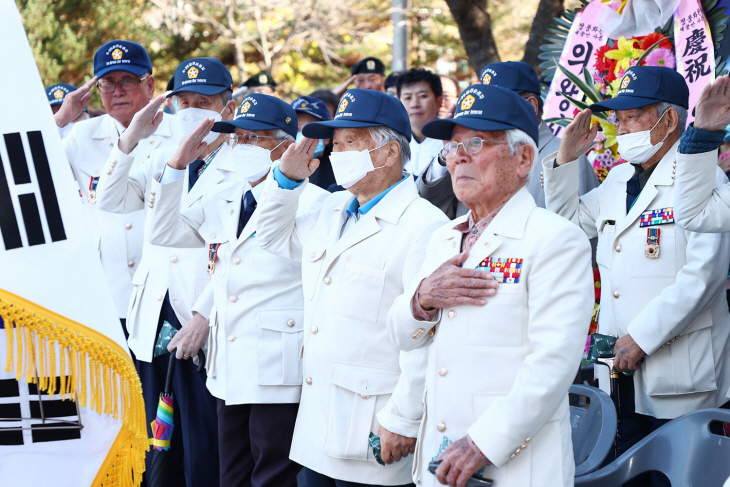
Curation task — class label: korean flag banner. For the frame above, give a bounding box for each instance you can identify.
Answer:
[0,2,146,486]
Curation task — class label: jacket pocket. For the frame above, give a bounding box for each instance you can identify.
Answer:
[466,293,524,347]
[257,309,304,385]
[644,311,717,396]
[334,260,386,323]
[126,269,150,337]
[631,225,676,278]
[323,362,401,461]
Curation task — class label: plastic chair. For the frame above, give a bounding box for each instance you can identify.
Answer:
[569,384,618,476]
[575,408,730,486]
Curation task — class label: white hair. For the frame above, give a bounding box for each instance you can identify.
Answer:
[368,126,411,166]
[505,128,538,185]
[273,129,295,142]
[655,102,688,136]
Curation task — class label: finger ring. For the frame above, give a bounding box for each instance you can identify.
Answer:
[183,354,190,359]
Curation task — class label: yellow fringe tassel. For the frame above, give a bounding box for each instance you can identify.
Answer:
[0,289,147,487]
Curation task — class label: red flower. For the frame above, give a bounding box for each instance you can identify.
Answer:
[604,70,617,83]
[594,44,616,74]
[573,108,581,117]
[635,33,672,51]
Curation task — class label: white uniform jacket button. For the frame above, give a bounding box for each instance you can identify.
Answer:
[125,223,132,229]
[510,453,517,460]
[311,326,318,335]
[525,437,531,443]
[438,368,448,377]
[228,335,236,342]
[156,295,163,301]
[324,276,332,285]
[613,291,620,299]
[230,295,238,303]
[437,422,446,433]
[210,234,216,239]
[128,261,135,267]
[233,258,241,265]
[360,394,370,399]
[615,245,622,252]
[310,252,317,260]
[287,319,295,327]
[412,328,425,339]
[170,256,178,263]
[305,377,313,385]
[447,309,456,318]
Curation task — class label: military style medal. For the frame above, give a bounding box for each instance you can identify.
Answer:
[476,257,523,283]
[88,176,99,203]
[645,228,660,259]
[207,243,220,274]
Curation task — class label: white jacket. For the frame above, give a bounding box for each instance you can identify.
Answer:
[674,148,730,232]
[255,173,448,485]
[147,167,329,404]
[387,187,594,487]
[95,143,235,362]
[62,114,185,317]
[543,143,730,418]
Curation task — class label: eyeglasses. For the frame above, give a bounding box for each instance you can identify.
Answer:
[440,137,508,158]
[226,132,277,147]
[96,75,150,94]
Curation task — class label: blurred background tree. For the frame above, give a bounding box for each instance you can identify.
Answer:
[18,0,580,110]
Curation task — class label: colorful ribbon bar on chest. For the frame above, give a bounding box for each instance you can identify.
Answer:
[476,257,523,283]
[640,207,674,227]
[207,243,220,274]
[88,176,99,203]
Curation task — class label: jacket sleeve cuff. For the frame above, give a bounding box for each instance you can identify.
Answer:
[679,123,726,154]
[376,407,421,438]
[273,166,304,190]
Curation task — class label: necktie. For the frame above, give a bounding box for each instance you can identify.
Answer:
[626,173,641,212]
[188,160,205,190]
[237,190,257,238]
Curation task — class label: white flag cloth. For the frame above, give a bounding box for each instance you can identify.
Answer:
[0,2,146,486]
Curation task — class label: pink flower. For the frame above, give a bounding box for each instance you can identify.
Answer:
[645,48,676,69]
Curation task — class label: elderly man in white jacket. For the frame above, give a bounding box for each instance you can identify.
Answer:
[147,94,329,487]
[387,85,594,487]
[543,66,730,487]
[255,89,448,487]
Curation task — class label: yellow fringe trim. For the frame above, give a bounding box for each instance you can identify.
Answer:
[0,289,147,487]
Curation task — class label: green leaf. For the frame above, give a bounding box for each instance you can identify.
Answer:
[558,91,591,110]
[544,117,574,128]
[544,34,568,43]
[703,0,719,12]
[635,37,666,66]
[582,68,602,101]
[540,44,567,52]
[556,64,602,104]
[542,67,557,81]
[553,17,572,29]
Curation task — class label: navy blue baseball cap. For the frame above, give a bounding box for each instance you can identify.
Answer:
[479,61,541,94]
[291,96,331,121]
[93,40,152,79]
[46,84,77,106]
[422,84,539,144]
[589,66,689,112]
[168,58,233,98]
[212,93,297,138]
[302,89,411,139]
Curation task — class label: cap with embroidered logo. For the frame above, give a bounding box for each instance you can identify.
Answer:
[212,93,297,138]
[301,89,411,140]
[351,57,386,76]
[291,96,331,121]
[422,84,539,144]
[589,66,689,112]
[241,72,277,89]
[479,61,541,94]
[46,84,77,106]
[167,58,233,98]
[93,40,153,79]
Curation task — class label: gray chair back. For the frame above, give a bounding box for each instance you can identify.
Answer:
[575,408,730,486]
[569,384,617,476]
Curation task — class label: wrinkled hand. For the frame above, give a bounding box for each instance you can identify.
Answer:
[556,108,599,165]
[167,118,216,170]
[378,426,416,464]
[613,334,645,372]
[443,102,456,120]
[118,94,168,154]
[333,75,356,97]
[417,251,498,311]
[54,76,97,128]
[168,312,209,360]
[694,76,730,132]
[435,437,491,487]
[278,136,320,181]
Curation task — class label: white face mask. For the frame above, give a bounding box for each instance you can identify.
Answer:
[229,142,284,183]
[177,107,223,145]
[616,111,669,164]
[330,144,387,188]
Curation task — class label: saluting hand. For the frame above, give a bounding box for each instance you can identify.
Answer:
[694,75,730,132]
[417,251,498,311]
[54,76,97,128]
[278,136,320,181]
[118,93,168,154]
[556,108,599,165]
[167,118,216,170]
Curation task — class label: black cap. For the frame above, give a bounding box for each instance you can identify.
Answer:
[589,66,689,112]
[302,89,411,140]
[479,61,541,94]
[242,72,277,89]
[351,57,386,76]
[213,93,297,138]
[422,85,539,144]
[168,58,233,97]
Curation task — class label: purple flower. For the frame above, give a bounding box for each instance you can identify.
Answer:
[645,48,676,69]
